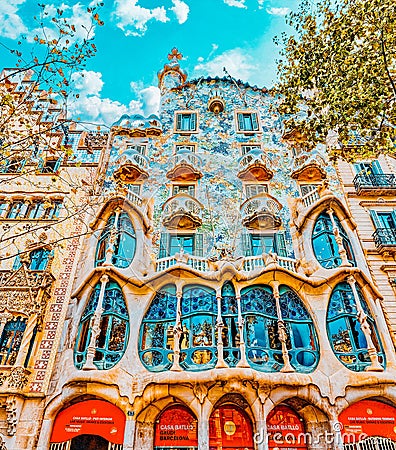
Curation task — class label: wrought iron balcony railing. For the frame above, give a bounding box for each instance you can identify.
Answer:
[353,173,396,195]
[373,227,396,252]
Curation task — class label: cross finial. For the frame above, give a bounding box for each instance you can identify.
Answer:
[167,47,183,62]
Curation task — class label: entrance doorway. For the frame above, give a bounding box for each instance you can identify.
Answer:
[154,405,198,450]
[266,405,308,449]
[209,405,254,450]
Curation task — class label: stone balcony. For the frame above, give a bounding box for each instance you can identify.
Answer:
[240,193,282,229]
[237,148,273,181]
[373,228,396,254]
[166,148,203,181]
[113,149,149,183]
[291,151,327,182]
[353,173,396,195]
[162,193,203,229]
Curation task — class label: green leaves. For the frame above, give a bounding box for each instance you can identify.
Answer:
[275,0,396,161]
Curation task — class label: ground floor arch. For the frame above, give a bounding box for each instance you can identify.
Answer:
[49,399,125,450]
[154,405,198,450]
[266,405,308,449]
[339,399,396,449]
[209,404,254,450]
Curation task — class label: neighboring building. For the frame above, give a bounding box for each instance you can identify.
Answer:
[2,50,396,450]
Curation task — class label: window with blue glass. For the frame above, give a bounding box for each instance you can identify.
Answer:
[312,212,355,269]
[180,285,217,370]
[139,285,176,371]
[0,317,26,365]
[236,112,260,132]
[139,285,217,372]
[221,282,240,367]
[74,280,129,370]
[327,282,385,371]
[29,248,51,270]
[241,285,318,372]
[95,212,136,268]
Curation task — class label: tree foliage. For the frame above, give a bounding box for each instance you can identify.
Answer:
[275,0,396,161]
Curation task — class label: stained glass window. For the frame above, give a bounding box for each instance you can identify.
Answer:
[312,212,355,269]
[30,248,51,270]
[74,280,129,370]
[241,285,318,372]
[95,212,136,268]
[327,282,385,371]
[0,317,27,365]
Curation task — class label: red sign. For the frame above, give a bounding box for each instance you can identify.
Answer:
[209,406,254,449]
[50,400,125,444]
[267,405,307,449]
[154,405,198,448]
[339,400,396,442]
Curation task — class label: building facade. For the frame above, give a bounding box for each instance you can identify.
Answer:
[1,50,396,450]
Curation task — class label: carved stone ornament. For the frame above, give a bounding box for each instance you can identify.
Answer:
[84,132,108,149]
[193,383,208,404]
[0,435,6,450]
[6,367,29,390]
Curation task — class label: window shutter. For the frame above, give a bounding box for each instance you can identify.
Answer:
[241,233,252,256]
[159,232,169,259]
[194,233,203,257]
[176,114,182,131]
[188,185,195,196]
[251,113,259,131]
[369,210,380,229]
[190,113,197,131]
[237,113,245,131]
[275,232,287,257]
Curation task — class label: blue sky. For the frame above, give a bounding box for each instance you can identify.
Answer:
[0,0,299,126]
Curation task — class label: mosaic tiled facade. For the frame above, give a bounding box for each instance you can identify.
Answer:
[2,51,396,450]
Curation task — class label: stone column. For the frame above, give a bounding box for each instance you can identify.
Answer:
[271,281,294,373]
[236,292,249,368]
[198,405,209,450]
[123,419,136,450]
[104,208,121,266]
[171,290,183,371]
[327,207,351,267]
[82,274,109,370]
[215,292,227,368]
[255,403,268,450]
[14,313,38,367]
[347,275,383,371]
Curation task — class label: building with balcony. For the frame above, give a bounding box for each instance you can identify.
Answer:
[2,51,396,450]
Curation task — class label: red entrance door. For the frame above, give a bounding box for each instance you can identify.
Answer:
[267,405,308,449]
[209,405,254,450]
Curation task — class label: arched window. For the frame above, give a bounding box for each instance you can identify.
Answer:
[74,280,129,370]
[327,282,384,371]
[312,212,355,269]
[0,317,26,365]
[221,282,240,367]
[139,285,217,372]
[30,248,51,270]
[139,285,177,371]
[241,285,318,372]
[180,285,217,370]
[95,212,136,268]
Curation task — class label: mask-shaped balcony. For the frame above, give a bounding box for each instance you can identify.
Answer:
[354,173,396,195]
[162,193,203,229]
[237,148,273,181]
[166,148,203,181]
[113,148,149,183]
[241,193,282,229]
[291,151,327,182]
